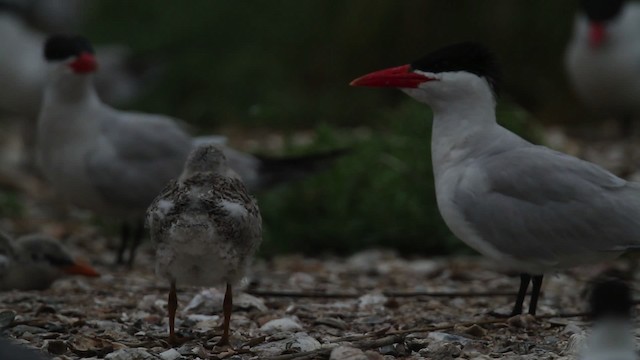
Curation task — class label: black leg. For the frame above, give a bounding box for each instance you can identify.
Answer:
[511,273,531,316]
[126,219,145,267]
[168,280,178,345]
[528,275,544,316]
[116,222,130,265]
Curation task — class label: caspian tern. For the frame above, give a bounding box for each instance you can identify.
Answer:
[565,0,640,131]
[0,10,152,170]
[0,231,99,291]
[351,42,640,316]
[38,35,342,266]
[146,144,262,346]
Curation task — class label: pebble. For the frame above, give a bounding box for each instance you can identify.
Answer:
[357,294,387,310]
[105,348,158,360]
[330,346,368,360]
[158,348,182,360]
[260,317,303,334]
[44,339,67,355]
[252,332,321,357]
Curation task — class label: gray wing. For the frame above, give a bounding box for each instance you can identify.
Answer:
[455,145,640,263]
[86,111,192,211]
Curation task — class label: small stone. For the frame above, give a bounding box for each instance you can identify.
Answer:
[420,342,462,360]
[330,346,368,360]
[562,332,587,356]
[252,332,321,357]
[314,317,348,330]
[104,348,157,360]
[358,293,387,310]
[428,331,474,345]
[457,324,487,338]
[159,348,182,360]
[44,339,67,355]
[260,317,303,334]
[405,335,429,352]
[508,314,536,328]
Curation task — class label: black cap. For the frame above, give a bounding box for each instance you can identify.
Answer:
[589,278,633,319]
[44,35,94,62]
[581,0,625,22]
[410,42,501,96]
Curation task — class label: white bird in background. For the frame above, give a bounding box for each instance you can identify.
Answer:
[0,9,153,170]
[581,278,637,360]
[37,35,344,266]
[351,42,640,316]
[0,231,99,291]
[565,0,640,133]
[146,144,262,346]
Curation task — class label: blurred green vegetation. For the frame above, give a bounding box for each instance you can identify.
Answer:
[257,102,541,256]
[77,1,564,255]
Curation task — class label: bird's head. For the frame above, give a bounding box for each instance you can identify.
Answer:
[16,234,100,280]
[350,42,501,109]
[589,278,632,320]
[580,0,625,48]
[181,144,232,181]
[44,34,98,75]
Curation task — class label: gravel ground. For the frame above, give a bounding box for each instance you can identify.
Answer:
[1,243,637,360]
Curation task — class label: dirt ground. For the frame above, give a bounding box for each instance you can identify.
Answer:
[1,240,635,360]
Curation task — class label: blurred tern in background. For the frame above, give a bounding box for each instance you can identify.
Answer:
[0,9,155,169]
[0,231,99,291]
[580,278,636,360]
[37,35,344,266]
[565,0,640,134]
[147,144,262,346]
[351,42,640,316]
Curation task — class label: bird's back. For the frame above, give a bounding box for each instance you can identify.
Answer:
[148,173,262,286]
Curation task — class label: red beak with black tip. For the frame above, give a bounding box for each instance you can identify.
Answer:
[69,52,98,74]
[62,260,100,277]
[350,64,432,88]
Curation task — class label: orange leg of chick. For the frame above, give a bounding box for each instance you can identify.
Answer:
[216,283,233,346]
[168,280,178,345]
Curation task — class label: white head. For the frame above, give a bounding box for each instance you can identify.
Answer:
[44,34,98,74]
[350,42,501,112]
[42,34,99,102]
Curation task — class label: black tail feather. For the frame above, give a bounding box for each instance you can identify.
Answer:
[256,148,350,189]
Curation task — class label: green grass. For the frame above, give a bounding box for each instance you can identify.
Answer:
[258,100,541,256]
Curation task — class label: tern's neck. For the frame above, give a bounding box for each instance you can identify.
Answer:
[43,70,100,106]
[428,91,498,169]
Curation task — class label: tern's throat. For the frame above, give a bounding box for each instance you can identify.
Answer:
[43,70,99,106]
[429,95,498,170]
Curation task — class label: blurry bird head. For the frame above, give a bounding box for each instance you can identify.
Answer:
[44,34,98,74]
[580,0,625,48]
[589,278,633,320]
[15,234,100,278]
[181,144,230,180]
[350,42,501,108]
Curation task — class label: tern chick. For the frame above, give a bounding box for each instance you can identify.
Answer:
[147,144,262,346]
